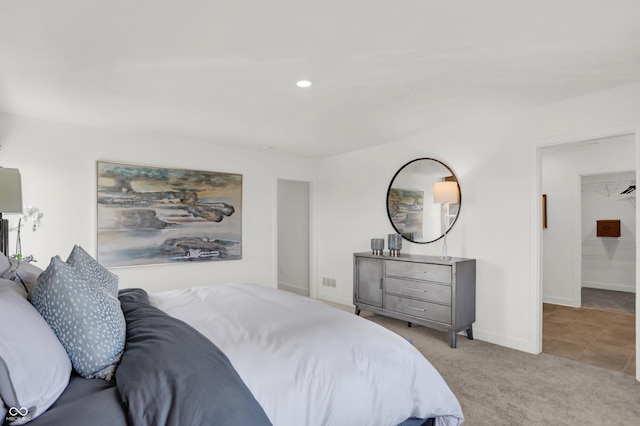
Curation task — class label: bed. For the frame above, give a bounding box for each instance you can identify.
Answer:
[0,247,464,426]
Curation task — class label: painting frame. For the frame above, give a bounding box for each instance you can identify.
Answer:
[96,161,242,267]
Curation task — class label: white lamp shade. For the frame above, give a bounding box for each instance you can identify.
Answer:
[0,168,23,214]
[433,181,459,204]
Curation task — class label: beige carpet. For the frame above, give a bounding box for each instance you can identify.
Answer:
[329,303,640,426]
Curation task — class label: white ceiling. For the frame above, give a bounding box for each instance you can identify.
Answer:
[2,0,640,158]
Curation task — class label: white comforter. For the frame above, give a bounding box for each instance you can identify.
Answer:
[150,283,463,426]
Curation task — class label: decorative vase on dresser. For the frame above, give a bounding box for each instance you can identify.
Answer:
[353,252,476,348]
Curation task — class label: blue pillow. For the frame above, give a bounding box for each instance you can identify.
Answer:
[66,245,118,297]
[31,256,125,379]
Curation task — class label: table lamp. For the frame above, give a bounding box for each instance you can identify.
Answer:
[0,168,23,256]
[433,181,458,260]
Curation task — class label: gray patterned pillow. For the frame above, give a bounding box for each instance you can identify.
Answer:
[31,256,125,380]
[66,245,118,297]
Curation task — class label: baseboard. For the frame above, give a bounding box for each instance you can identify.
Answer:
[472,328,536,354]
[316,292,353,307]
[543,295,580,308]
[278,282,310,297]
[582,281,636,294]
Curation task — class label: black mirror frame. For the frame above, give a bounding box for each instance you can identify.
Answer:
[386,158,461,244]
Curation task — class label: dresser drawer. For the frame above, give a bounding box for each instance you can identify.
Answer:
[385,294,452,324]
[385,260,451,284]
[385,277,452,305]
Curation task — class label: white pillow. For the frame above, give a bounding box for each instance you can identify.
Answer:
[0,398,6,425]
[0,252,9,276]
[0,278,28,299]
[0,257,44,297]
[0,285,71,423]
[14,261,44,295]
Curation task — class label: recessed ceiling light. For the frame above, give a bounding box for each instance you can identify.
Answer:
[296,80,312,88]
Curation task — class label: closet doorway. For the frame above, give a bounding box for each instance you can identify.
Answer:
[581,171,636,314]
[277,179,310,297]
[540,133,637,375]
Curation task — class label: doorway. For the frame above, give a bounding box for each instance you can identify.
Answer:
[277,179,310,297]
[539,132,637,376]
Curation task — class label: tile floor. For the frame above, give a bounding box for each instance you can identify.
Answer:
[543,303,636,376]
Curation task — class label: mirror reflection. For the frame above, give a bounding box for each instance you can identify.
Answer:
[386,158,461,244]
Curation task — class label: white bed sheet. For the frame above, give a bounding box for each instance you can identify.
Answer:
[150,283,463,426]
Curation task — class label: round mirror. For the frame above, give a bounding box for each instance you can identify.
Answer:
[386,158,461,244]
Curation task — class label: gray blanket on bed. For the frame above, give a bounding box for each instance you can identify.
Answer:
[116,288,272,426]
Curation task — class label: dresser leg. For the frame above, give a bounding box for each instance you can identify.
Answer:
[355,307,361,316]
[449,331,457,348]
[407,322,412,327]
[466,326,474,340]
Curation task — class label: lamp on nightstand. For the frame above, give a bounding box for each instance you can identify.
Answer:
[433,181,458,260]
[0,168,23,256]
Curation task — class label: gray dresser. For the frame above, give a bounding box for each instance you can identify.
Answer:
[353,252,476,348]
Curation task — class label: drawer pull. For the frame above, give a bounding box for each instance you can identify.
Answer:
[407,287,427,293]
[406,305,426,312]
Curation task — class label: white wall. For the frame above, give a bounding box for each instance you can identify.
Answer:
[0,114,318,294]
[541,136,636,306]
[582,171,636,293]
[317,82,640,353]
[2,82,640,357]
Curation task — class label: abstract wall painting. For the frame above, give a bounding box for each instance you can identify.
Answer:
[97,161,242,267]
[387,188,424,237]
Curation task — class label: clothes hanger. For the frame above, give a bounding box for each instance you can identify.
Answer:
[620,180,636,194]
